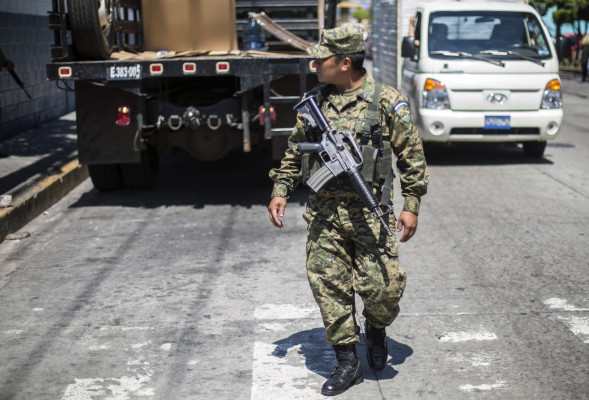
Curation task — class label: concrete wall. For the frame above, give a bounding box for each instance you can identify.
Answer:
[0,1,75,140]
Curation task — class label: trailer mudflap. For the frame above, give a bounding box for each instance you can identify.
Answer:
[75,81,141,165]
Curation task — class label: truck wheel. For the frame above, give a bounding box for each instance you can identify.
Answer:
[121,147,159,189]
[67,0,115,59]
[88,164,124,190]
[522,141,547,158]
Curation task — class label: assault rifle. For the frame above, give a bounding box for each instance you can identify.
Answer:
[294,95,393,236]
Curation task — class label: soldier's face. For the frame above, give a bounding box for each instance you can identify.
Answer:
[312,56,345,85]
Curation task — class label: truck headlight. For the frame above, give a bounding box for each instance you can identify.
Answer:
[423,78,450,109]
[541,79,563,109]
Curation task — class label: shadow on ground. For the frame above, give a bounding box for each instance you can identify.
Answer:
[424,142,556,166]
[70,139,570,209]
[0,119,78,194]
[71,149,310,209]
[271,327,413,382]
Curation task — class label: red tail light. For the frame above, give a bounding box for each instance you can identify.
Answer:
[216,62,230,73]
[259,105,276,125]
[149,63,163,74]
[58,66,72,78]
[116,106,131,126]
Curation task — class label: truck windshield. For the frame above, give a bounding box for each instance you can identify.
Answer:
[428,11,552,60]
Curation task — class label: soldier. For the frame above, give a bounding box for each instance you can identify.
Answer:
[267,24,430,396]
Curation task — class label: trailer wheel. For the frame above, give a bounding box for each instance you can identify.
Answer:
[522,141,546,158]
[88,164,124,190]
[67,0,115,59]
[121,147,159,189]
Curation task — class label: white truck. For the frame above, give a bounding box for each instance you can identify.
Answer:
[373,0,563,157]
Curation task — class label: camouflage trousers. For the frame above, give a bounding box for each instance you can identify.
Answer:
[304,197,407,345]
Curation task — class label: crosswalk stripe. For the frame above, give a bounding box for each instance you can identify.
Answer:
[544,297,589,343]
[251,303,326,400]
[437,330,498,342]
[251,342,327,400]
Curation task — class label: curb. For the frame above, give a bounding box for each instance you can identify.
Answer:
[0,160,88,243]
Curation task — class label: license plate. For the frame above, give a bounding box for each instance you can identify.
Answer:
[107,64,142,80]
[484,115,510,130]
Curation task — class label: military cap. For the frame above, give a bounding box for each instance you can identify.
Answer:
[306,24,365,59]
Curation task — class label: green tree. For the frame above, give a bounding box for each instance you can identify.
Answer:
[529,0,559,16]
[352,7,371,23]
[531,0,589,62]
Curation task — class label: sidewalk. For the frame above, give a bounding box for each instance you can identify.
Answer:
[0,112,88,242]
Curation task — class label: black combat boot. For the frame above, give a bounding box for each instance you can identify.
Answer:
[321,344,364,396]
[365,319,388,371]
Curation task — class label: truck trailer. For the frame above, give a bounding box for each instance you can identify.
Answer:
[46,0,337,190]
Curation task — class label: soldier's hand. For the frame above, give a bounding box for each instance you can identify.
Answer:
[268,197,287,228]
[397,211,418,242]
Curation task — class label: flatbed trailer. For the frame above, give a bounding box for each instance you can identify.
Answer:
[46,0,336,190]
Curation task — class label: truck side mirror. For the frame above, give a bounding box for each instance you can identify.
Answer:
[402,36,416,59]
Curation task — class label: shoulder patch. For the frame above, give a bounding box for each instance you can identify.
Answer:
[394,101,413,124]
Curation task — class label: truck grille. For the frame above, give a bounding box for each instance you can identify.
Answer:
[450,127,540,135]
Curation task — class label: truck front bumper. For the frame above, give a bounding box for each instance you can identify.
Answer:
[416,109,563,143]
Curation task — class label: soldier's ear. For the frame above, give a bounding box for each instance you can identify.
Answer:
[339,57,352,72]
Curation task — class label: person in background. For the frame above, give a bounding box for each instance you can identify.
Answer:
[581,35,589,82]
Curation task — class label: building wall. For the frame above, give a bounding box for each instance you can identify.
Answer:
[372,0,399,88]
[0,1,75,140]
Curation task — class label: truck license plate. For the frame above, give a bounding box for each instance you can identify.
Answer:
[484,115,510,130]
[107,64,142,80]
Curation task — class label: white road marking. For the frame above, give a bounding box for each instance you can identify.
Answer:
[437,330,498,343]
[251,303,327,400]
[88,345,110,351]
[253,303,318,320]
[558,316,589,344]
[257,322,288,332]
[459,381,507,392]
[544,298,589,312]
[62,327,162,399]
[62,375,153,400]
[121,326,154,332]
[251,342,326,400]
[544,298,589,343]
[2,329,23,335]
[449,353,492,367]
[131,341,151,350]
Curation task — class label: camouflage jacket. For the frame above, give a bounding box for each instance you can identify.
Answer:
[269,74,430,215]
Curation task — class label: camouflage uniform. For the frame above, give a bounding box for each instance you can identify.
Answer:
[269,26,430,346]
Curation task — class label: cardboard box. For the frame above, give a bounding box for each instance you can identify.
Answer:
[141,0,237,52]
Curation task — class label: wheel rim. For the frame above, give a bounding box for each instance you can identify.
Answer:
[98,0,113,35]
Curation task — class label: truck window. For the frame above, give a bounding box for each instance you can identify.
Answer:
[414,12,422,42]
[428,11,551,58]
[412,12,422,60]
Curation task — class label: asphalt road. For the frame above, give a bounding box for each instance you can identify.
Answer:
[0,91,588,399]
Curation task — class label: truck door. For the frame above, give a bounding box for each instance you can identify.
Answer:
[402,12,422,114]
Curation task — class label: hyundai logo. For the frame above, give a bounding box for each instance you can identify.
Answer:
[487,93,508,105]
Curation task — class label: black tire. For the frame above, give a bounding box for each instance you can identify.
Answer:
[121,147,160,190]
[88,164,124,191]
[523,141,547,158]
[67,0,115,60]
